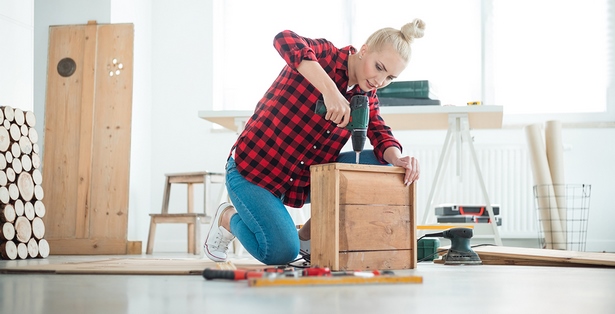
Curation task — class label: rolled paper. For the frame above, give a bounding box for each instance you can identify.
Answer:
[524,123,565,249]
[545,120,567,240]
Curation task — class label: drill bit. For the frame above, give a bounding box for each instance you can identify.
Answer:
[355,151,360,164]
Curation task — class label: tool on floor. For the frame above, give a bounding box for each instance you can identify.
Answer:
[202,267,332,281]
[315,95,369,164]
[247,274,423,287]
[423,227,483,265]
[202,266,417,287]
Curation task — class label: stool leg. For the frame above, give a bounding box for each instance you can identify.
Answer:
[194,216,202,255]
[187,183,195,213]
[187,220,196,254]
[187,183,195,253]
[146,216,157,254]
[161,177,171,214]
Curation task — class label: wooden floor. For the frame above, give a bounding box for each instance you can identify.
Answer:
[1,252,614,314]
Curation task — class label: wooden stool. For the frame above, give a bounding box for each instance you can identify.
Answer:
[310,163,416,271]
[146,171,226,254]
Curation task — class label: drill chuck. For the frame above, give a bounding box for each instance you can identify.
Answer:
[351,128,367,163]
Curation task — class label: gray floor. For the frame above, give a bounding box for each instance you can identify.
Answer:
[1,252,614,314]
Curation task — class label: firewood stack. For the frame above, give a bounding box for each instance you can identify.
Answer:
[0,106,49,260]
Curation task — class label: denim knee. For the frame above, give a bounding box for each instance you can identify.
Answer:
[258,237,300,265]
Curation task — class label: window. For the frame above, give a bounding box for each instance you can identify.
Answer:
[215,0,613,123]
[487,0,611,119]
[351,0,483,107]
[212,0,349,110]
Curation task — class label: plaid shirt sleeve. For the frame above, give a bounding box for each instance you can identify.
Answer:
[231,30,402,208]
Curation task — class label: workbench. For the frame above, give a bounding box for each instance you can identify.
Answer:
[198,105,503,134]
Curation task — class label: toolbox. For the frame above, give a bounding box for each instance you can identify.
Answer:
[435,204,500,217]
[437,216,502,226]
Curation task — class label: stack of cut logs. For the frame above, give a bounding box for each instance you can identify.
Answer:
[0,106,49,260]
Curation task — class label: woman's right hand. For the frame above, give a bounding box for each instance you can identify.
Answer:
[323,92,351,128]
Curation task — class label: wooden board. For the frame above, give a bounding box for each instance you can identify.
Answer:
[339,250,414,270]
[42,21,134,254]
[339,204,411,250]
[473,246,615,268]
[1,258,265,275]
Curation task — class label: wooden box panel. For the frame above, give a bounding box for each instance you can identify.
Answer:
[42,21,134,254]
[340,250,413,270]
[339,204,412,251]
[310,163,416,271]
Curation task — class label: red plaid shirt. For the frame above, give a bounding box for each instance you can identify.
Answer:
[231,30,402,207]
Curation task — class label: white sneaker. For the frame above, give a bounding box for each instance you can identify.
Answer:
[203,202,236,262]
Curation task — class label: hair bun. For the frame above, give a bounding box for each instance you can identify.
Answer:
[401,18,425,42]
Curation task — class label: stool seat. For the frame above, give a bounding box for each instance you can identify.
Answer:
[146,171,226,255]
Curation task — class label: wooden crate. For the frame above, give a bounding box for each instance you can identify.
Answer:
[310,163,416,271]
[42,21,135,254]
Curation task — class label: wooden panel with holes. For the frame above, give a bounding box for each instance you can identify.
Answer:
[42,21,135,255]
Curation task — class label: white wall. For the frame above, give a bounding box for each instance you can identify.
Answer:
[13,0,615,254]
[147,0,237,252]
[0,0,33,110]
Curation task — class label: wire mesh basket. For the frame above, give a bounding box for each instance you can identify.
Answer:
[533,184,591,251]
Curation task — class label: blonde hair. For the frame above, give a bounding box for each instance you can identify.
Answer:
[365,18,425,62]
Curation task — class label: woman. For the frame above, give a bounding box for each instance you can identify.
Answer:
[204,19,424,265]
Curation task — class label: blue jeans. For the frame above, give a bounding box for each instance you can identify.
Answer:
[225,150,384,265]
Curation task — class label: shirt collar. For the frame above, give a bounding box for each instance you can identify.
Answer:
[338,45,355,72]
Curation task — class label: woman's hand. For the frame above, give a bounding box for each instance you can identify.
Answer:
[322,92,351,128]
[391,155,420,186]
[295,60,351,128]
[384,147,420,186]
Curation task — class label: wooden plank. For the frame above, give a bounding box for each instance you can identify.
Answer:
[75,21,98,238]
[408,182,417,268]
[46,238,128,255]
[339,250,414,270]
[310,164,340,270]
[321,162,406,174]
[126,241,142,255]
[1,258,264,275]
[339,170,409,205]
[88,23,133,240]
[43,24,87,239]
[473,246,615,267]
[339,204,411,251]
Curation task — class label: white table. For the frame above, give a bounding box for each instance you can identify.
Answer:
[198,105,504,244]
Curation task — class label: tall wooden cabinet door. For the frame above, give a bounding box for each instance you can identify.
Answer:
[42,22,134,255]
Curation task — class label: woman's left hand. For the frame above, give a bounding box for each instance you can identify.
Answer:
[392,156,420,186]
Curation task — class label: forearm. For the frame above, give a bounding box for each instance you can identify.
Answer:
[383,146,403,165]
[297,59,350,127]
[296,60,339,99]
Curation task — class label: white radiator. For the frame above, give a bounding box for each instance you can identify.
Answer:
[411,144,538,238]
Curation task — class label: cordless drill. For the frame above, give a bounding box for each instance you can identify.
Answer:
[315,95,369,164]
